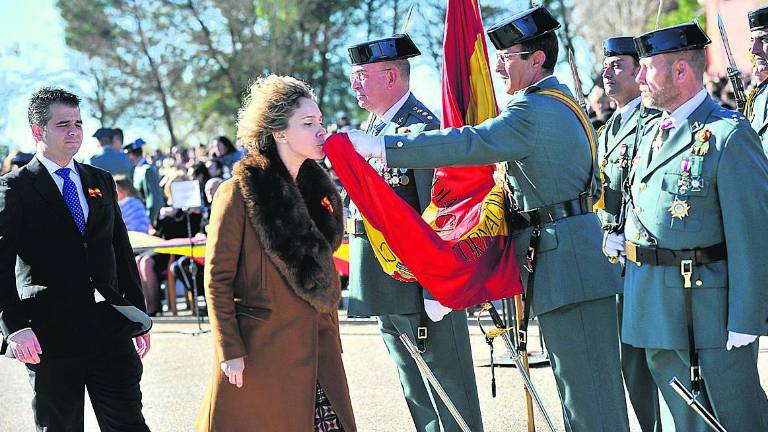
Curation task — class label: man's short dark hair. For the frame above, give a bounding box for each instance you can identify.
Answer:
[520,32,559,71]
[112,127,124,143]
[392,59,411,82]
[676,49,706,78]
[27,87,81,127]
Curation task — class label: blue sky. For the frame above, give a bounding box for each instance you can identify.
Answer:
[0,0,100,155]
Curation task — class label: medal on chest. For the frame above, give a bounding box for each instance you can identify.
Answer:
[369,157,409,186]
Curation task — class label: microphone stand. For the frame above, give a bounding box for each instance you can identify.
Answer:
[181,207,209,336]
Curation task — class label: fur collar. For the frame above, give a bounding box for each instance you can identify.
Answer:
[233,151,344,313]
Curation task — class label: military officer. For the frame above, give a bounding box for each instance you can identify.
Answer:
[345,34,483,432]
[605,22,768,431]
[746,5,768,153]
[598,36,663,432]
[123,138,164,225]
[349,6,630,431]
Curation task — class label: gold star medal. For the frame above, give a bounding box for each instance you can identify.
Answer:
[668,198,690,219]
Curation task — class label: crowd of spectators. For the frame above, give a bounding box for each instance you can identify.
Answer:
[586,72,766,130]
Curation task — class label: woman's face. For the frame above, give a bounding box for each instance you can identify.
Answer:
[275,97,325,161]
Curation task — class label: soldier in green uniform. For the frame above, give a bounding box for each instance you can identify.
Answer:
[345,34,483,432]
[598,37,663,432]
[746,6,768,153]
[605,22,768,431]
[349,6,630,431]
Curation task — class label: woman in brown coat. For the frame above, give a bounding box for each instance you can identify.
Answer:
[196,75,355,431]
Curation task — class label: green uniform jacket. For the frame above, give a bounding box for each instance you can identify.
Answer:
[132,160,165,225]
[347,94,437,317]
[748,79,768,155]
[623,95,768,349]
[596,103,660,227]
[383,76,619,315]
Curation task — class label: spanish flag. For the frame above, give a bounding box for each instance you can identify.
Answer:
[325,0,522,308]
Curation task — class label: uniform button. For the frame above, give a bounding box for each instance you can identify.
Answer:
[634,207,642,214]
[89,277,94,283]
[633,233,641,240]
[695,280,703,287]
[639,183,647,190]
[396,141,404,148]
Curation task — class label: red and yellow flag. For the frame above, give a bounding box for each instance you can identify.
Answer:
[324,0,522,308]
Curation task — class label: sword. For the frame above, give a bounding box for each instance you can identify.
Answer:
[669,378,727,432]
[567,48,589,115]
[400,334,472,432]
[479,302,558,432]
[717,13,747,112]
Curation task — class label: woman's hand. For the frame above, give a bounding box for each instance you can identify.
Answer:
[220,356,245,388]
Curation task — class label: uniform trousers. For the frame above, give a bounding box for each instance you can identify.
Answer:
[645,343,768,432]
[537,296,630,432]
[378,310,483,432]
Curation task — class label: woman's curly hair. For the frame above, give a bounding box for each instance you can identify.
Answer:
[237,75,316,155]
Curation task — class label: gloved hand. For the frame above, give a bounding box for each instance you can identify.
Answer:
[221,356,246,388]
[726,331,758,351]
[8,328,42,364]
[603,232,626,264]
[424,299,453,322]
[346,130,384,158]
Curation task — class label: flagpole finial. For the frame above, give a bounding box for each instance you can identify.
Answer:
[402,4,415,33]
[655,0,664,29]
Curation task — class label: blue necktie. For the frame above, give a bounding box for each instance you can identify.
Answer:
[54,167,86,235]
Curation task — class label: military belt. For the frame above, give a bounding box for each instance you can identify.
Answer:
[510,194,592,229]
[346,218,366,236]
[624,242,727,267]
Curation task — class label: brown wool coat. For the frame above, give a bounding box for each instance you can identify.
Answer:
[195,153,355,432]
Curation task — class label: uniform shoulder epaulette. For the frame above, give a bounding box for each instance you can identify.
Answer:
[712,105,749,126]
[408,104,436,123]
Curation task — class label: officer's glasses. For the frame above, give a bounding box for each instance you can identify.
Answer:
[349,69,393,83]
[495,51,531,63]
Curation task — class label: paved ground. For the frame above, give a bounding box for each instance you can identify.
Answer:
[1,316,767,431]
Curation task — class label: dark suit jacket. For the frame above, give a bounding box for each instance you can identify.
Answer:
[0,158,146,357]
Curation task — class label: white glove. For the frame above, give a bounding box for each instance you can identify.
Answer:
[220,356,246,388]
[726,331,758,351]
[603,232,626,264]
[424,299,453,322]
[347,130,384,159]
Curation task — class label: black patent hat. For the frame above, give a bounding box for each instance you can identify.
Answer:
[634,22,711,58]
[487,6,561,50]
[348,34,420,65]
[603,37,638,57]
[122,138,145,153]
[92,127,113,139]
[749,6,768,30]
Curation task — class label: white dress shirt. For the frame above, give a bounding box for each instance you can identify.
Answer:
[619,96,642,123]
[35,152,90,221]
[380,91,412,123]
[660,88,708,133]
[36,152,104,302]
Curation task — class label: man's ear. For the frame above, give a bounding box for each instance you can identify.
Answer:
[674,60,687,82]
[31,124,44,142]
[531,50,547,70]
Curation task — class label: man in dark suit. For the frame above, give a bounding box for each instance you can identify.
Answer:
[0,87,151,431]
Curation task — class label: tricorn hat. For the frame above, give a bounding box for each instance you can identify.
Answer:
[487,6,561,50]
[348,34,420,65]
[603,36,638,58]
[634,22,711,58]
